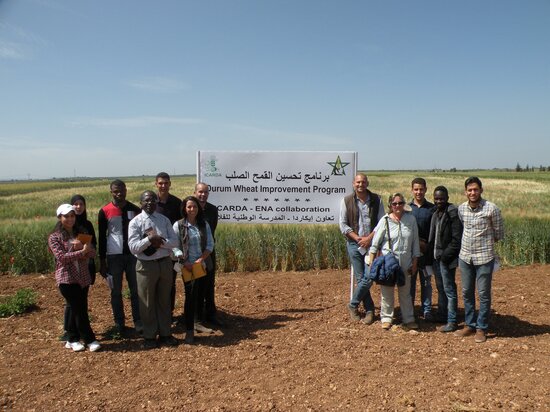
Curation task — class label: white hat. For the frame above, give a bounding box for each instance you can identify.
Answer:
[56,204,75,217]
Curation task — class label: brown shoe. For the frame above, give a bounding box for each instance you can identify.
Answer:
[453,326,476,337]
[347,304,361,321]
[361,311,374,325]
[475,329,487,343]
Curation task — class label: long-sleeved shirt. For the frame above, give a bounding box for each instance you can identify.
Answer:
[48,231,94,287]
[458,199,504,265]
[339,194,385,238]
[128,210,178,261]
[409,199,435,267]
[369,212,421,273]
[202,202,219,238]
[98,201,141,258]
[172,220,214,263]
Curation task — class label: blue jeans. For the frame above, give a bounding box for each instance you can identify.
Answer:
[347,242,374,313]
[433,259,458,324]
[459,258,494,331]
[410,267,432,315]
[107,254,141,327]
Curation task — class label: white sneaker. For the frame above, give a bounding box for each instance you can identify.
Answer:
[87,341,101,352]
[66,341,85,352]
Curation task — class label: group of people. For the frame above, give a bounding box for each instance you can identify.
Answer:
[48,171,504,352]
[48,173,221,351]
[341,174,504,343]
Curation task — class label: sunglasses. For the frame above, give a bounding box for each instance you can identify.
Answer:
[391,201,405,207]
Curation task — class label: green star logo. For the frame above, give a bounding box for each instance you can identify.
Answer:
[327,155,350,176]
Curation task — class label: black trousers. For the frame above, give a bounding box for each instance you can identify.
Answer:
[63,259,95,331]
[196,251,217,320]
[59,284,95,344]
[183,280,199,331]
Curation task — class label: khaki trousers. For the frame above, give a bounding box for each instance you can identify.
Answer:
[136,257,173,339]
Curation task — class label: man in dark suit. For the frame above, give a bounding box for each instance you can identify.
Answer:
[194,182,223,327]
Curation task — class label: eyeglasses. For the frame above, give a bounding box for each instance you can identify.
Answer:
[391,201,405,207]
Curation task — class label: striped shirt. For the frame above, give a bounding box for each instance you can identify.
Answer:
[458,199,504,265]
[48,231,93,288]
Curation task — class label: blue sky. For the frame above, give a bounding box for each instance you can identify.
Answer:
[1,0,549,179]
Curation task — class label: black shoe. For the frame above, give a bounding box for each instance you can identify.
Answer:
[439,322,458,333]
[142,339,158,350]
[435,314,448,324]
[159,335,179,347]
[423,312,436,322]
[107,324,126,340]
[184,330,195,344]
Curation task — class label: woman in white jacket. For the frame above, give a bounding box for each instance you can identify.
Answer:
[369,193,421,331]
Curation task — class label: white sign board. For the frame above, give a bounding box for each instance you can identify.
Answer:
[197,151,357,224]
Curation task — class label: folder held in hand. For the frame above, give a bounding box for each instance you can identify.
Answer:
[182,262,207,282]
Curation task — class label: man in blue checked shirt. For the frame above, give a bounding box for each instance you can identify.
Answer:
[454,177,504,343]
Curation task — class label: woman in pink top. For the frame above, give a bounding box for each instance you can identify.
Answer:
[48,204,101,352]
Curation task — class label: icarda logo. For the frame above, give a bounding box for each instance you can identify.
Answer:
[327,155,350,176]
[202,155,222,177]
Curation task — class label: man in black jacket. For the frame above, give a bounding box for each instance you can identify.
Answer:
[428,186,463,332]
[194,182,222,328]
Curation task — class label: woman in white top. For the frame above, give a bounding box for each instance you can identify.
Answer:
[369,193,421,330]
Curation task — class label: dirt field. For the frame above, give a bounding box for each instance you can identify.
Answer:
[1,265,549,411]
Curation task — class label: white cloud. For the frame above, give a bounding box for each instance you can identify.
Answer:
[69,116,203,128]
[0,22,49,46]
[0,40,26,59]
[125,76,188,93]
[0,22,50,60]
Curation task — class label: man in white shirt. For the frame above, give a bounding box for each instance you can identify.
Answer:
[128,190,179,349]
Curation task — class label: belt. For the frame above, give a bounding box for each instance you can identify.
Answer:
[139,256,170,263]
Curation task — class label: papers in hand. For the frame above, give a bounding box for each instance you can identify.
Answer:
[77,233,93,245]
[104,274,114,289]
[174,262,207,282]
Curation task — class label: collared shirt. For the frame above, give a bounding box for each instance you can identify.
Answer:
[339,195,385,237]
[172,220,214,263]
[458,199,504,265]
[128,210,178,261]
[369,212,421,272]
[48,231,93,288]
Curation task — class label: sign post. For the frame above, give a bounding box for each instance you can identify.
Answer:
[197,151,357,224]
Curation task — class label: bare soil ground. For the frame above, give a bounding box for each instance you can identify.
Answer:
[1,265,549,411]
